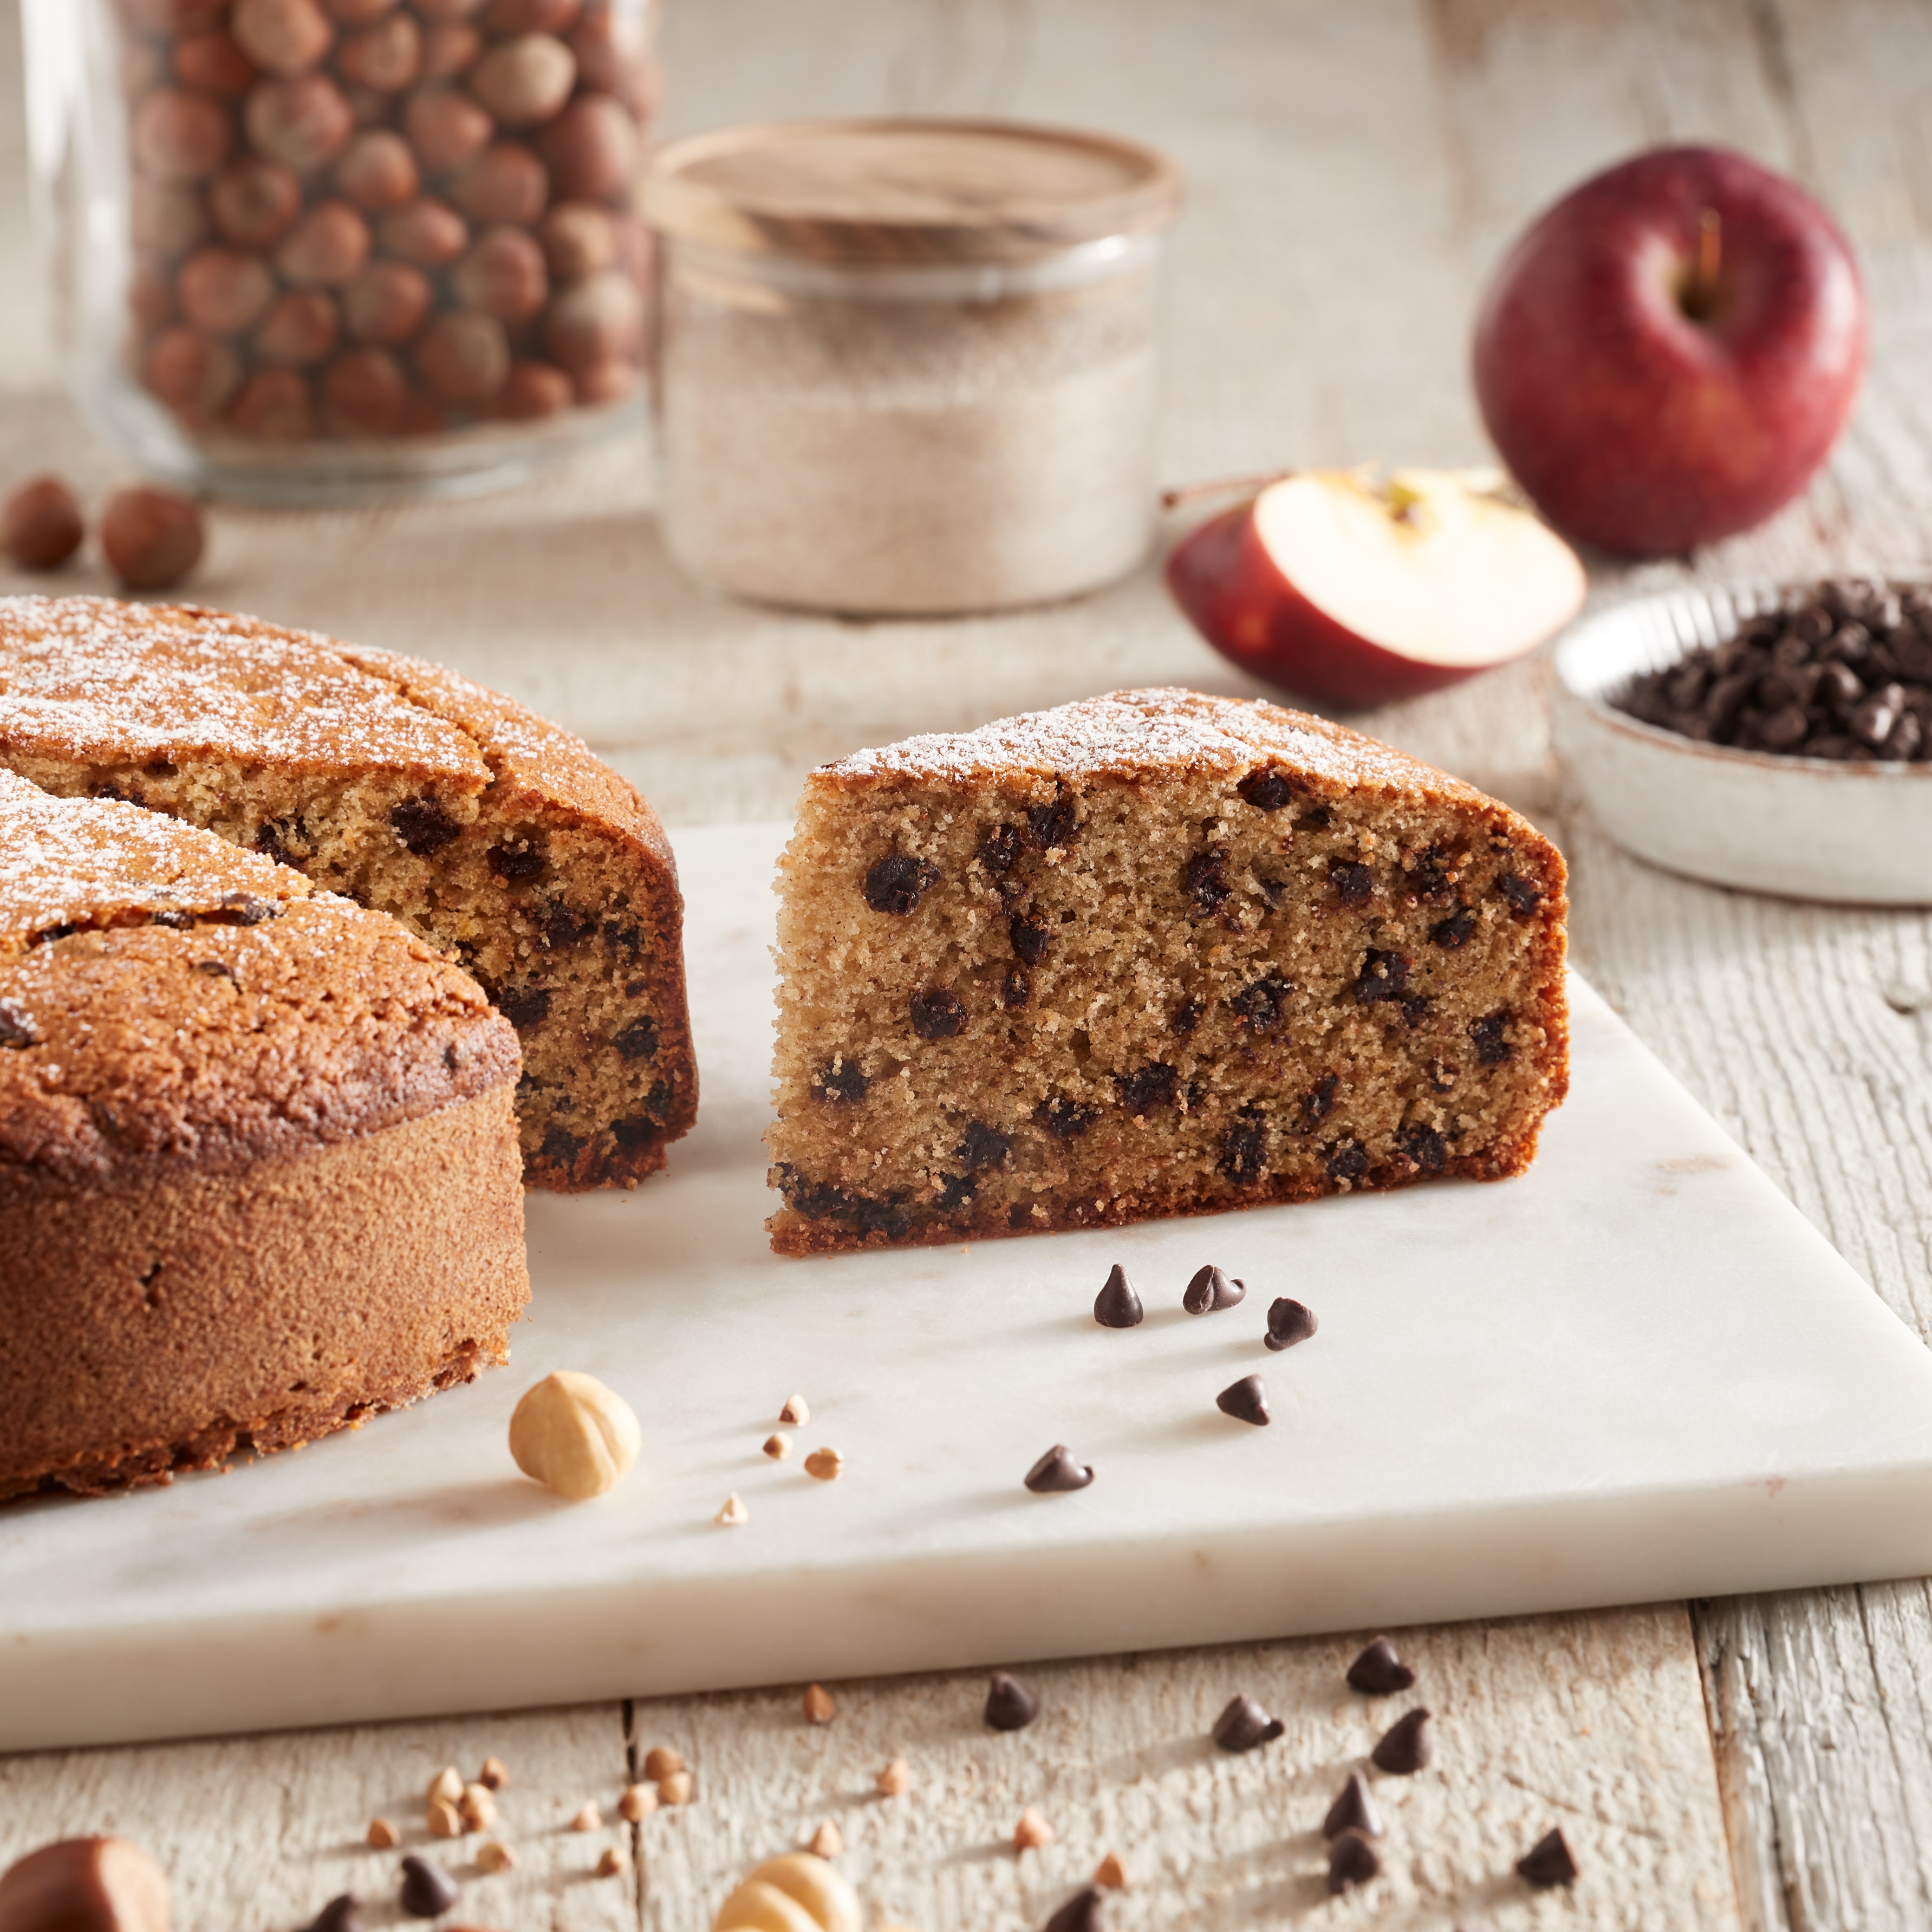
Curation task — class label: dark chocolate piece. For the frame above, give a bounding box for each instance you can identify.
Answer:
[1264,1297,1318,1351]
[1321,1770,1382,1840]
[1325,1828,1381,1895]
[863,853,940,916]
[1346,1636,1415,1695]
[1094,1265,1144,1329]
[397,1857,458,1920]
[1515,1827,1579,1889]
[1025,1445,1094,1494]
[1369,1706,1434,1775]
[1215,1374,1271,1426]
[984,1671,1039,1731]
[306,1897,364,1932]
[1042,1887,1108,1932]
[1210,1693,1284,1752]
[1182,1265,1246,1313]
[1237,767,1294,811]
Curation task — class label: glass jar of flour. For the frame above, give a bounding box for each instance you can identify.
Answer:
[643,118,1182,616]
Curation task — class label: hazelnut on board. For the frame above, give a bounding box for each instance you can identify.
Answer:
[0,1837,171,1932]
[508,1370,639,1500]
[2,477,84,571]
[711,1854,859,1932]
[101,486,204,592]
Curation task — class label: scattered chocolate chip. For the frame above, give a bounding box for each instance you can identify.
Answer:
[1431,906,1477,948]
[1369,1706,1434,1775]
[1042,1888,1108,1932]
[389,798,461,856]
[1346,1637,1416,1695]
[488,838,545,881]
[1352,949,1410,1004]
[1028,794,1078,850]
[1025,1444,1094,1493]
[1497,872,1542,914]
[910,987,968,1039]
[1329,859,1372,905]
[1230,973,1292,1031]
[1264,1298,1318,1350]
[863,853,940,915]
[1010,912,1053,965]
[0,998,38,1048]
[1183,1265,1246,1313]
[1172,996,1206,1035]
[1322,1770,1382,1839]
[961,1121,1011,1170]
[1215,1374,1270,1426]
[1094,1264,1144,1329]
[613,1014,659,1061]
[1325,1139,1368,1182]
[1211,1693,1284,1752]
[1035,1096,1098,1139]
[985,1670,1039,1731]
[398,1856,458,1918]
[306,1897,365,1932]
[495,984,551,1030]
[1119,1062,1178,1113]
[1516,1827,1579,1889]
[1182,847,1231,914]
[1326,1828,1381,1894]
[980,824,1023,877]
[813,1058,867,1103]
[1399,1123,1447,1173]
[1219,1109,1267,1184]
[1300,1072,1338,1126]
[1471,1011,1514,1066]
[1001,967,1032,1009]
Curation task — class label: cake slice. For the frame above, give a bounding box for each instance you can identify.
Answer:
[0,595,695,1189]
[766,688,1568,1254]
[0,772,528,1500]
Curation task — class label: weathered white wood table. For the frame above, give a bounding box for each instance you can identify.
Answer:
[5,1,1932,1927]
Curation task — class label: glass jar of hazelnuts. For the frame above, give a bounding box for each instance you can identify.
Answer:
[23,0,656,504]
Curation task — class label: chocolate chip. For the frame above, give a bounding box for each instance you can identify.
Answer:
[1264,1298,1317,1350]
[1329,860,1372,905]
[0,998,38,1048]
[1300,1072,1338,1126]
[488,838,545,881]
[1403,994,1434,1029]
[1035,1096,1098,1139]
[1118,1062,1178,1113]
[254,818,291,863]
[980,824,1023,877]
[152,909,194,928]
[1399,1123,1447,1173]
[1369,1706,1433,1774]
[1516,1827,1579,1889]
[1346,1637,1415,1694]
[1211,1693,1284,1752]
[602,918,642,959]
[984,1670,1039,1731]
[194,957,235,979]
[1326,1829,1380,1894]
[1094,1264,1144,1328]
[813,1058,867,1103]
[1471,1011,1514,1066]
[1010,912,1053,964]
[1025,1444,1094,1493]
[541,1124,583,1168]
[961,1121,1010,1170]
[218,892,281,925]
[935,1173,977,1210]
[910,987,968,1039]
[1172,996,1206,1035]
[1322,1770,1382,1839]
[613,1014,659,1061]
[1042,1888,1108,1932]
[1352,949,1409,1003]
[1325,1139,1368,1182]
[1182,847,1231,914]
[1230,973,1292,1031]
[398,1857,458,1918]
[390,798,462,855]
[542,900,596,948]
[864,853,940,915]
[611,1117,661,1149]
[775,1166,913,1240]
[496,984,551,1029]
[1028,794,1078,850]
[1220,1109,1267,1184]
[1430,907,1476,948]
[1001,967,1032,1009]
[1183,1265,1246,1313]
[1215,1373,1270,1426]
[1238,766,1295,811]
[306,1897,365,1932]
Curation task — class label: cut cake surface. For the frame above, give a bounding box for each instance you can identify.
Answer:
[767,688,1569,1254]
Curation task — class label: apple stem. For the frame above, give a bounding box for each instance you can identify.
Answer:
[1160,467,1297,511]
[1684,207,1722,318]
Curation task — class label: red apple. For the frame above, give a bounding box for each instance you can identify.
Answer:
[1165,467,1587,709]
[1473,145,1866,558]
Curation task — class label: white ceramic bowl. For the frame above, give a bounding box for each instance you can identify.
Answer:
[1550,583,1932,906]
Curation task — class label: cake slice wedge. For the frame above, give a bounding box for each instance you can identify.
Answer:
[766,687,1568,1254]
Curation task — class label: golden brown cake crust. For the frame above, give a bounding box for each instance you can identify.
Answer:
[0,595,697,1189]
[767,688,1569,1255]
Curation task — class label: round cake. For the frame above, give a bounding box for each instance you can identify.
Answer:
[0,772,530,1501]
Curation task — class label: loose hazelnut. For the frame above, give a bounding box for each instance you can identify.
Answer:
[569,1803,601,1832]
[232,0,335,77]
[507,1369,640,1499]
[337,128,420,210]
[537,93,638,205]
[131,89,233,183]
[3,476,84,571]
[468,32,576,128]
[377,197,469,266]
[714,1491,749,1527]
[802,1683,835,1725]
[143,327,242,420]
[803,1447,844,1482]
[101,485,205,591]
[1093,1851,1129,1889]
[474,1840,515,1874]
[459,1783,497,1831]
[762,1431,792,1462]
[367,1819,399,1849]
[537,201,613,282]
[177,246,276,334]
[337,12,421,90]
[173,29,257,94]
[656,1771,694,1806]
[542,270,642,374]
[427,1796,463,1838]
[452,226,547,322]
[875,1759,912,1798]
[485,360,572,420]
[779,1395,809,1426]
[210,155,302,246]
[478,1755,510,1790]
[453,142,548,225]
[404,88,495,175]
[276,199,372,285]
[484,0,580,30]
[0,1840,171,1932]
[427,1766,465,1805]
[421,22,482,80]
[343,262,430,343]
[255,288,341,364]
[616,1783,656,1823]
[414,310,510,402]
[227,366,315,439]
[246,74,355,173]
[131,177,208,258]
[806,1820,842,1859]
[642,1746,684,1781]
[595,1847,629,1879]
[320,346,408,432]
[1012,1807,1052,1852]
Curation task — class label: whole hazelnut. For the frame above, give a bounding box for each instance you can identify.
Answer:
[337,12,421,90]
[276,199,372,285]
[320,346,408,433]
[2,476,85,571]
[420,21,480,80]
[336,128,420,211]
[172,29,257,94]
[177,247,277,334]
[484,0,580,30]
[452,226,547,322]
[131,177,209,259]
[131,89,233,183]
[255,288,341,363]
[542,270,643,374]
[537,93,638,205]
[143,327,243,419]
[487,359,572,420]
[567,14,655,118]
[210,155,303,246]
[227,366,315,440]
[101,486,205,591]
[467,33,576,129]
[537,201,613,282]
[245,74,355,173]
[404,88,495,175]
[343,261,432,344]
[506,1370,640,1500]
[323,0,402,21]
[376,197,469,266]
[232,0,335,77]
[453,142,548,226]
[573,360,638,408]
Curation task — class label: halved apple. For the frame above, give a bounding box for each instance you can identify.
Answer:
[1165,466,1587,709]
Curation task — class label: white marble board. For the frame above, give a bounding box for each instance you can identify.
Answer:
[7,821,1932,1754]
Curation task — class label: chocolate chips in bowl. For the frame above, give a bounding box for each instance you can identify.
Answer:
[1550,579,1932,905]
